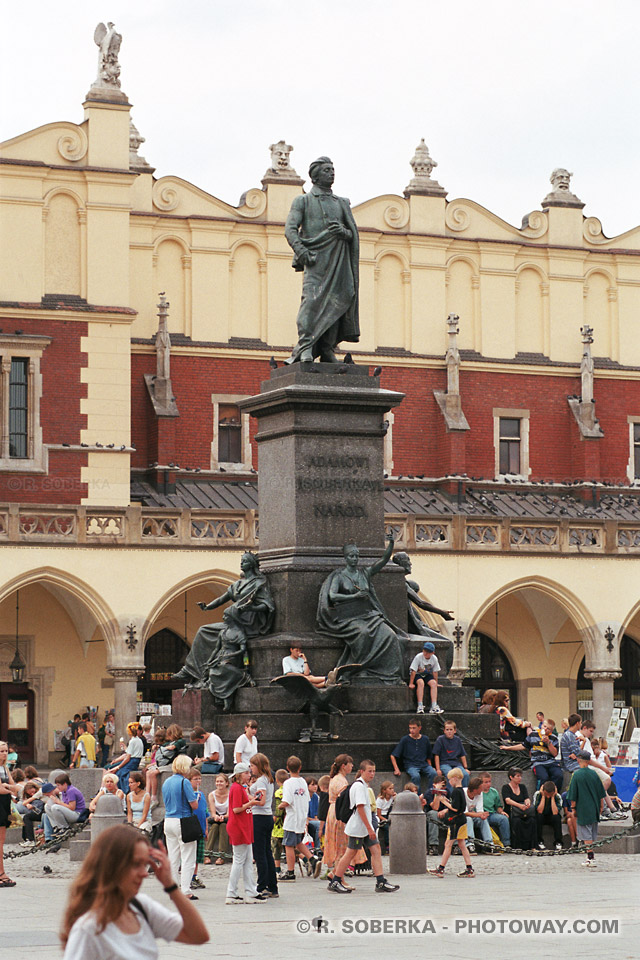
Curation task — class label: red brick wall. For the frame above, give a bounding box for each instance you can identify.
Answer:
[0,318,88,503]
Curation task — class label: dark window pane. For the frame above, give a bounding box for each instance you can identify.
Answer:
[218,404,242,462]
[500,438,521,475]
[635,445,640,480]
[634,423,640,443]
[499,418,520,439]
[9,358,28,458]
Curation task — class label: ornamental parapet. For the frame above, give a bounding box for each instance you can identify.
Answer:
[1,502,640,556]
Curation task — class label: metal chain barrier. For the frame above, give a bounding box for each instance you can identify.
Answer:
[4,817,91,860]
[456,818,640,857]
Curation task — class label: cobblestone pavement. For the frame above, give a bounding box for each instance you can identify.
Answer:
[3,852,638,960]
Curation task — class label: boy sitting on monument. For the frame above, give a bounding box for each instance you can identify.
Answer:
[408,642,443,714]
[281,645,326,688]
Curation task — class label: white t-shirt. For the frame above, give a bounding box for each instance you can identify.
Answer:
[376,795,394,818]
[409,652,441,675]
[203,733,224,765]
[234,733,258,765]
[464,788,484,814]
[63,892,183,960]
[282,655,305,675]
[250,774,274,816]
[281,775,309,833]
[345,779,372,837]
[128,737,144,759]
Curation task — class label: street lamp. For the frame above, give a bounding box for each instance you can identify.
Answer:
[10,590,26,683]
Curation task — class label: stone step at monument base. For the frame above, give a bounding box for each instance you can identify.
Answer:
[69,837,91,861]
[211,710,498,744]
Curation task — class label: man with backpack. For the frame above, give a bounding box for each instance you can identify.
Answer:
[329,759,399,895]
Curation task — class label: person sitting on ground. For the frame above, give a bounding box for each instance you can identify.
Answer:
[205,773,231,865]
[408,641,443,714]
[501,719,563,790]
[428,767,475,879]
[594,739,624,813]
[390,718,436,791]
[376,781,396,855]
[480,773,510,848]
[88,773,125,815]
[60,824,208,956]
[142,728,167,805]
[43,773,86,838]
[478,689,497,714]
[501,769,536,850]
[533,780,564,851]
[424,772,449,856]
[127,771,152,833]
[577,723,625,820]
[234,720,258,766]
[306,777,322,853]
[494,691,531,743]
[432,720,470,787]
[18,781,44,848]
[329,759,399,894]
[281,645,326,688]
[464,776,493,854]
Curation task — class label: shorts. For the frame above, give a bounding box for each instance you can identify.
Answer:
[271,835,283,860]
[593,766,610,784]
[446,822,468,842]
[577,822,598,844]
[347,834,378,850]
[283,830,304,847]
[196,837,205,864]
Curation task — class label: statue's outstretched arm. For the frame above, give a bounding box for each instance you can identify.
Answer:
[368,533,394,577]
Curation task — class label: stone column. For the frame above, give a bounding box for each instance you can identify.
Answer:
[108,667,143,744]
[583,670,621,736]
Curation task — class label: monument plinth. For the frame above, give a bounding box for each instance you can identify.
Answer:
[239,363,406,652]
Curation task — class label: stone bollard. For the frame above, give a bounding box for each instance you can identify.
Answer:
[91,793,127,842]
[389,791,426,874]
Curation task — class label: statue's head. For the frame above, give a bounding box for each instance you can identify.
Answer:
[309,156,334,188]
[240,552,259,573]
[392,551,411,573]
[550,168,572,192]
[343,542,359,564]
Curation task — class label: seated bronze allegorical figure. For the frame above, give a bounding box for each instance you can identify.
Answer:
[316,534,405,685]
[173,552,275,711]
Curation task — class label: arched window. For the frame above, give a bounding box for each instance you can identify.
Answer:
[577,636,640,719]
[462,631,517,713]
[139,629,190,706]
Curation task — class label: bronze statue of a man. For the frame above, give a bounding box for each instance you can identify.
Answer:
[284,157,359,363]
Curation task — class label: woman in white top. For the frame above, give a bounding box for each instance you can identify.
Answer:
[127,771,152,832]
[61,824,208,959]
[205,774,231,864]
[88,773,125,815]
[249,753,278,897]
[110,723,145,794]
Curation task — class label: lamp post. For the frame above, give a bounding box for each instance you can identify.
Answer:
[10,590,26,683]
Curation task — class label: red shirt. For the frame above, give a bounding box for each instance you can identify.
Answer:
[227,782,254,845]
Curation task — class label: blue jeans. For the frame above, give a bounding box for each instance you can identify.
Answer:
[307,818,321,850]
[487,812,510,846]
[405,763,436,790]
[117,757,141,793]
[532,761,563,791]
[466,815,492,844]
[200,761,223,774]
[439,763,469,787]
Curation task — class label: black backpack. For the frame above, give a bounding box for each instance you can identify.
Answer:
[334,780,361,824]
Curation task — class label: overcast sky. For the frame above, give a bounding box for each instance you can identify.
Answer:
[2,1,638,238]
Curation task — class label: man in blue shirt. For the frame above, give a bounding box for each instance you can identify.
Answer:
[390,719,436,790]
[560,714,583,773]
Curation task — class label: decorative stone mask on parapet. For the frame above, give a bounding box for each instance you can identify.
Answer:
[87,22,129,103]
[262,140,304,185]
[403,138,447,198]
[542,168,584,208]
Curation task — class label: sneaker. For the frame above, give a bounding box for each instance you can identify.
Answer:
[19,840,35,848]
[428,846,439,856]
[457,866,475,878]
[429,704,444,714]
[306,856,318,877]
[466,844,477,856]
[313,858,323,879]
[149,797,159,810]
[416,703,425,714]
[554,842,563,851]
[328,879,352,894]
[581,859,596,868]
[265,891,280,898]
[537,842,546,851]
[279,870,296,882]
[244,895,268,903]
[428,865,445,877]
[190,877,206,890]
[375,879,400,893]
[225,896,244,905]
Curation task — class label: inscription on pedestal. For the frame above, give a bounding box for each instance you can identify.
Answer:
[299,455,383,521]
